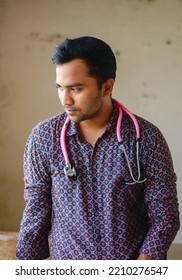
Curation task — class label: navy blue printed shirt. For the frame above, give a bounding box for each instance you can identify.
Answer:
[16,104,180,260]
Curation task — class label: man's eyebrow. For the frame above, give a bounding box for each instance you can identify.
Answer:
[55,82,84,88]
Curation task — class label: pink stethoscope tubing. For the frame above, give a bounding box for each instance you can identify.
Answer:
[60,99,146,184]
[113,99,140,140]
[60,116,71,164]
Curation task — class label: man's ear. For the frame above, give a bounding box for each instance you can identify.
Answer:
[102,79,115,96]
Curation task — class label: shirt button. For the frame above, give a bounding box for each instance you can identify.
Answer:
[92,177,97,183]
[121,179,125,185]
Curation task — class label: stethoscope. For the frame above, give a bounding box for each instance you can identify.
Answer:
[60,99,146,185]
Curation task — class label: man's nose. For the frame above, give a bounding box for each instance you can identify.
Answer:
[60,89,74,106]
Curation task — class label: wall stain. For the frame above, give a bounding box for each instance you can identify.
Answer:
[115,50,121,56]
[166,40,172,45]
[142,92,156,99]
[27,32,66,43]
[24,46,31,52]
[142,82,156,100]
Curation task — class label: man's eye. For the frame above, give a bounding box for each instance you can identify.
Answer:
[71,87,81,92]
[56,85,63,90]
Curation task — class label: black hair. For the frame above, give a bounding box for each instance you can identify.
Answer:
[52,36,117,88]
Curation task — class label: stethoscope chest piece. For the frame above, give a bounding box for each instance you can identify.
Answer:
[64,163,76,178]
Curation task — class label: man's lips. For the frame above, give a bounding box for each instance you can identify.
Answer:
[64,108,77,115]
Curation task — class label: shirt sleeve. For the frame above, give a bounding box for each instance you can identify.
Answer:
[16,123,52,260]
[139,125,180,259]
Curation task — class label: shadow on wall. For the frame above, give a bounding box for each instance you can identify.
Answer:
[0,231,181,260]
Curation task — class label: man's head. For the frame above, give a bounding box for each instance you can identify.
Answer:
[52,36,117,89]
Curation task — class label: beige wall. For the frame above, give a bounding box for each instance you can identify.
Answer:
[0,0,182,243]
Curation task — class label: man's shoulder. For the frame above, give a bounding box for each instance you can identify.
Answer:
[123,110,160,133]
[134,114,166,143]
[31,112,67,136]
[136,115,160,132]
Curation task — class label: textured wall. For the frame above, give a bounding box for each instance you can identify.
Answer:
[0,0,181,243]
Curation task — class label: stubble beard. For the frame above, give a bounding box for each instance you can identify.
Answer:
[70,90,104,124]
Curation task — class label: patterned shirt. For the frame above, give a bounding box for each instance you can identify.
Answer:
[16,104,180,260]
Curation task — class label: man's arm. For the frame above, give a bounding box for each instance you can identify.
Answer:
[16,123,52,260]
[138,124,180,259]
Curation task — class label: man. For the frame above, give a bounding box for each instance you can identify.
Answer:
[16,36,180,260]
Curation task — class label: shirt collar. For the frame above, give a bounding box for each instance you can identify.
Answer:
[65,100,119,137]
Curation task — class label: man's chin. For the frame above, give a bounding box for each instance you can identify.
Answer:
[68,115,82,123]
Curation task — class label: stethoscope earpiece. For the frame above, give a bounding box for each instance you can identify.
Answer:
[60,99,146,184]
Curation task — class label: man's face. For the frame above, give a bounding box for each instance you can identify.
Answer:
[55,59,106,123]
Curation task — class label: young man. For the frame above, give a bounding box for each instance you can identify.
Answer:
[16,36,180,260]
